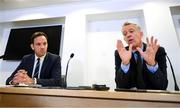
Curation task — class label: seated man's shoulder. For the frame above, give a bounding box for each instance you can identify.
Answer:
[22,53,34,59]
[47,52,60,59]
[157,46,166,56]
[158,46,166,52]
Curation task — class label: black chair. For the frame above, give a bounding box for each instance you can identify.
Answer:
[61,75,66,88]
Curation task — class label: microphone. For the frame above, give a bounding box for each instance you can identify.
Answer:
[166,54,179,91]
[0,55,4,59]
[63,53,74,88]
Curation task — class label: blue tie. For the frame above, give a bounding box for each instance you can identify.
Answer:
[135,51,145,89]
[34,58,40,78]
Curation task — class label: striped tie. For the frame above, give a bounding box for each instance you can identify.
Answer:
[34,58,40,78]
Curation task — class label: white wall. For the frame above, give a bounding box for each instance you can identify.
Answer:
[0,0,180,91]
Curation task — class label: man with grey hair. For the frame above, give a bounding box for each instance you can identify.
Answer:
[115,22,168,90]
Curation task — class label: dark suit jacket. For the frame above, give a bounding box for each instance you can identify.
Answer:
[6,52,62,87]
[115,43,168,90]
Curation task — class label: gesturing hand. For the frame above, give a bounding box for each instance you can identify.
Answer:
[137,36,159,66]
[116,40,132,65]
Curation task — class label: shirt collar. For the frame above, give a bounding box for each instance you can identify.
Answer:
[34,53,46,61]
[132,43,144,53]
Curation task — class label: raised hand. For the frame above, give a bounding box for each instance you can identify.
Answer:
[137,36,160,65]
[117,40,132,65]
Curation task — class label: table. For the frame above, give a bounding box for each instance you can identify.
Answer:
[0,86,180,107]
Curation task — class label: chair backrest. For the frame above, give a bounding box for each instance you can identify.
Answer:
[61,75,66,88]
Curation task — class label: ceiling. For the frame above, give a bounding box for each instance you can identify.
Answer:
[0,0,173,11]
[0,0,104,11]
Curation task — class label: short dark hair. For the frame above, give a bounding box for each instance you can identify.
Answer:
[30,31,48,44]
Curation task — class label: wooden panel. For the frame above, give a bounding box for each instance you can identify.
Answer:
[1,94,180,107]
[0,87,180,107]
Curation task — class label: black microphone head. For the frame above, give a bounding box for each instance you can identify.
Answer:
[70,53,74,58]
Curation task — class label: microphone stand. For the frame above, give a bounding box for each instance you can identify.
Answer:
[166,55,179,91]
[63,53,74,88]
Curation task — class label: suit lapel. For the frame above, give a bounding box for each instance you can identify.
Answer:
[142,43,147,65]
[40,53,49,78]
[143,43,147,51]
[27,54,35,77]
